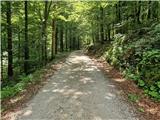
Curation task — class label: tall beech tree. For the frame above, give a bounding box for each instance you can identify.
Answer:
[24,1,29,75]
[6,1,13,80]
[51,19,56,60]
[41,1,52,64]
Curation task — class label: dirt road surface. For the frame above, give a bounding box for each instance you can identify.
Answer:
[17,51,140,120]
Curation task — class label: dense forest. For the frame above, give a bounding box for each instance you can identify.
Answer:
[1,0,160,102]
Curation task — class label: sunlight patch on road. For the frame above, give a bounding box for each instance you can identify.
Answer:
[93,116,102,120]
[113,78,125,82]
[79,77,95,84]
[23,110,32,116]
[105,92,116,100]
[66,55,90,64]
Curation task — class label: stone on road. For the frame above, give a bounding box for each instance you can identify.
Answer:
[17,51,139,120]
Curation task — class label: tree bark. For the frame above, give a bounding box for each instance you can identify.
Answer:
[18,31,21,62]
[43,1,48,64]
[116,2,121,23]
[107,26,111,41]
[77,36,80,50]
[147,1,151,20]
[55,25,58,54]
[137,1,141,24]
[65,25,68,51]
[7,1,13,79]
[69,28,72,51]
[100,6,104,43]
[41,1,52,64]
[118,1,121,22]
[24,1,29,75]
[51,19,55,60]
[60,25,64,52]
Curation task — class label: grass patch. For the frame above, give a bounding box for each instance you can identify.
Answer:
[128,93,140,102]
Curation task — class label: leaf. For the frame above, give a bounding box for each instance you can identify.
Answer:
[138,80,145,87]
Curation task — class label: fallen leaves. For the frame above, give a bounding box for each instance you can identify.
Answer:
[88,54,160,120]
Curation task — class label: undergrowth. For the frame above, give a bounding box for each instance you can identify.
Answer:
[104,23,160,100]
[0,52,70,100]
[88,23,160,101]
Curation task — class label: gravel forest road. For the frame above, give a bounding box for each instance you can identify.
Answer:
[17,51,140,120]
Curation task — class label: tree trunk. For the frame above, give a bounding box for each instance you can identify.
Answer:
[43,1,48,64]
[18,31,21,62]
[77,36,80,50]
[107,26,111,41]
[147,1,151,20]
[24,1,29,75]
[65,26,68,51]
[73,36,75,50]
[7,1,13,80]
[91,22,95,44]
[69,28,72,51]
[100,6,104,43]
[60,25,64,52]
[51,19,55,60]
[55,25,58,54]
[116,2,121,23]
[41,1,52,64]
[118,1,121,22]
[137,1,141,24]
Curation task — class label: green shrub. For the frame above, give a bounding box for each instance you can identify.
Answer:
[104,26,160,100]
[1,74,34,99]
[128,93,140,102]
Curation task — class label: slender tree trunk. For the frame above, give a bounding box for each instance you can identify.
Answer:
[18,31,21,72]
[137,1,141,24]
[100,6,104,43]
[44,1,48,64]
[151,2,159,20]
[38,37,41,67]
[91,22,95,44]
[147,1,151,20]
[107,26,111,41]
[134,2,137,23]
[1,33,6,81]
[65,26,68,51]
[51,19,55,60]
[92,32,95,44]
[73,36,75,50]
[77,36,80,50]
[116,2,121,23]
[60,25,64,52]
[7,1,13,80]
[69,28,72,51]
[118,1,121,22]
[95,15,99,42]
[112,23,114,39]
[41,1,52,64]
[55,26,58,54]
[18,32,20,62]
[24,1,29,75]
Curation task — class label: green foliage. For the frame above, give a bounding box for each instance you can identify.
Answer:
[138,107,145,112]
[105,34,126,67]
[104,24,160,100]
[1,74,33,99]
[128,93,140,102]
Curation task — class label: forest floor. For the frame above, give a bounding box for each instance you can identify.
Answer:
[2,50,145,120]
